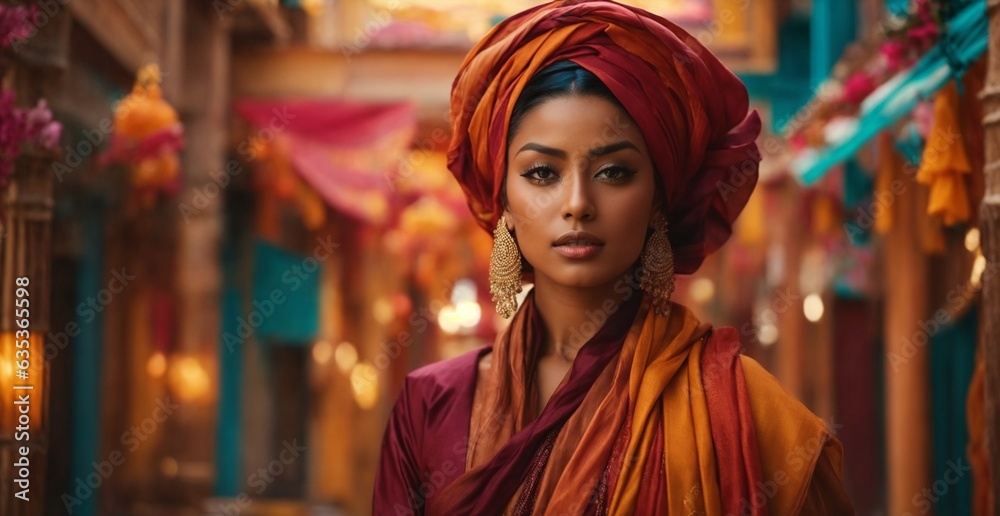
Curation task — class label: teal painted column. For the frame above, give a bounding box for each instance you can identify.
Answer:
[930,308,977,516]
[214,210,243,496]
[68,199,104,516]
[811,0,857,90]
[739,14,812,132]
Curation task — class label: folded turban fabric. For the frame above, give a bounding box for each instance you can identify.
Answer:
[447,0,762,274]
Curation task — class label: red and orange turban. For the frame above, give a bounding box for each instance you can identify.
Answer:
[447,0,762,274]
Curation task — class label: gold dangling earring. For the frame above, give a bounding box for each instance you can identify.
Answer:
[640,213,675,318]
[489,215,523,319]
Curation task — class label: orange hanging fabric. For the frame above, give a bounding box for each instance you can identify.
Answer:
[916,82,972,226]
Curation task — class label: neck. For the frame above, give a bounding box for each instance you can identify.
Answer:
[531,268,641,362]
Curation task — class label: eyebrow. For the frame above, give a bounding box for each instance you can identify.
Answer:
[589,141,640,157]
[514,140,640,159]
[515,142,567,159]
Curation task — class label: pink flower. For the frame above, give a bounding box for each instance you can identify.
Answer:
[0,121,19,152]
[22,99,60,149]
[0,5,36,48]
[23,99,51,132]
[37,120,61,150]
[841,72,877,105]
[0,91,24,158]
[0,88,63,186]
[880,40,907,72]
[0,89,15,116]
[907,22,939,44]
[788,132,807,151]
[914,0,935,22]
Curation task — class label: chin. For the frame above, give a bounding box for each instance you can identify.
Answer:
[538,264,631,290]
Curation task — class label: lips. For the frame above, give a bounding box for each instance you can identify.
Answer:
[552,231,604,259]
[553,231,604,247]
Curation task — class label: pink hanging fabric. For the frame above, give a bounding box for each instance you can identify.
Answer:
[234,99,416,223]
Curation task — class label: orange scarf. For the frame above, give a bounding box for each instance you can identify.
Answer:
[432,289,850,515]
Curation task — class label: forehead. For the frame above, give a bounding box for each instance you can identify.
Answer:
[508,95,646,149]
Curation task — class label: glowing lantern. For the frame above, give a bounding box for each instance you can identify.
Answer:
[166,354,211,403]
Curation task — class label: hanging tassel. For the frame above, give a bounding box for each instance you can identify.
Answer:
[916,82,972,226]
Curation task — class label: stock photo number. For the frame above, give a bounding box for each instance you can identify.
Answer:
[13,276,33,501]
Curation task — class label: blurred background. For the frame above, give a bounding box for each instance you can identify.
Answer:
[0,0,997,514]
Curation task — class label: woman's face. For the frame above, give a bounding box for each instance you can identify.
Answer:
[504,94,658,290]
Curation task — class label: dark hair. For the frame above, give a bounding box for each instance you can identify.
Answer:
[506,61,624,144]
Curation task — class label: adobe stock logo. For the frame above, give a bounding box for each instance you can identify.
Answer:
[903,458,972,515]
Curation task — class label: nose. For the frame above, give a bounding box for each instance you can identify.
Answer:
[561,172,595,222]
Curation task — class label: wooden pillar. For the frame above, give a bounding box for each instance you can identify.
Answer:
[807,290,835,421]
[168,0,230,500]
[883,157,931,514]
[979,1,1000,513]
[776,180,805,398]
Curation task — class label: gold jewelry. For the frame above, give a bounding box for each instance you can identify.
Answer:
[640,213,675,318]
[489,215,523,318]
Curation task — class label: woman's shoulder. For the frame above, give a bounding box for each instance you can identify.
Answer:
[736,351,842,458]
[399,345,490,405]
[737,354,851,513]
[737,353,835,435]
[706,328,847,512]
[407,345,488,382]
[705,326,832,433]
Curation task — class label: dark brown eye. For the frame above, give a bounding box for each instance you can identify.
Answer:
[521,165,558,184]
[596,166,637,184]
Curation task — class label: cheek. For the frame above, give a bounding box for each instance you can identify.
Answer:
[505,177,558,224]
[615,216,651,257]
[504,179,539,237]
[605,184,656,250]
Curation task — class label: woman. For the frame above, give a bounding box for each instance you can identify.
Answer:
[374,1,853,514]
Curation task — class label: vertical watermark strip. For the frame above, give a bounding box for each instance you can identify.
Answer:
[12,276,33,501]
